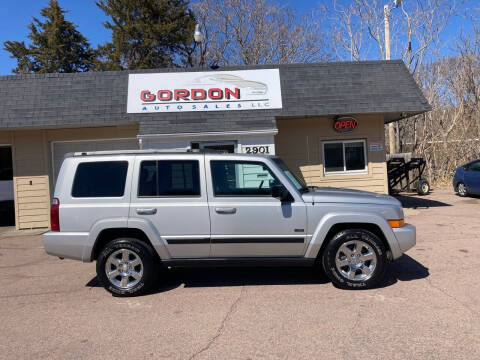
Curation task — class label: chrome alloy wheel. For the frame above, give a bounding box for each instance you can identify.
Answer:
[422,182,429,193]
[335,240,377,281]
[458,183,467,196]
[105,249,144,289]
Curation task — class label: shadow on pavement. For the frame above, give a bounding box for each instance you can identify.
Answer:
[394,193,451,209]
[379,254,429,288]
[86,266,330,295]
[86,254,429,295]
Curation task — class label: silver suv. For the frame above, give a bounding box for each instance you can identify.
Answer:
[43,150,415,296]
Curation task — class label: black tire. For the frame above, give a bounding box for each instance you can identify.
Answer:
[456,182,468,197]
[97,238,158,297]
[321,229,388,290]
[417,179,430,195]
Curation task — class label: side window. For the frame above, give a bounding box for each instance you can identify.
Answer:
[138,160,200,197]
[469,161,480,172]
[211,160,281,196]
[72,161,128,198]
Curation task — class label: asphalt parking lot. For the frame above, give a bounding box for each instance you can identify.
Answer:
[0,189,479,360]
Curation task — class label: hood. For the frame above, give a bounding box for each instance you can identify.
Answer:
[301,187,401,207]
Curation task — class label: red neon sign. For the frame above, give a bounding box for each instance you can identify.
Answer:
[333,117,358,133]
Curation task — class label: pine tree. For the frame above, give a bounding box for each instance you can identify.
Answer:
[95,0,196,70]
[3,0,94,74]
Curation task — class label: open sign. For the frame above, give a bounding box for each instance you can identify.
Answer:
[333,117,358,133]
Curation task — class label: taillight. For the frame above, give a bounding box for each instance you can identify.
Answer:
[51,198,60,231]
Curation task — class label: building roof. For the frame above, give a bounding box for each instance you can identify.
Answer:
[0,60,430,134]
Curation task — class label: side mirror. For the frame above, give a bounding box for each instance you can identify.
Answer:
[271,185,293,202]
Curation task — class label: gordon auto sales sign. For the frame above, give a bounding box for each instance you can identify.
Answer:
[127,69,282,113]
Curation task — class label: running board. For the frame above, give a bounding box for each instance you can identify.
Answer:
[163,257,315,268]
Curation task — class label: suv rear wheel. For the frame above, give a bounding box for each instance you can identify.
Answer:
[97,238,158,297]
[322,229,388,289]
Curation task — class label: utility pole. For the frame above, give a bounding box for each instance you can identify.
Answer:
[384,4,396,155]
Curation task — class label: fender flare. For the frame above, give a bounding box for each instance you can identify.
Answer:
[83,217,128,261]
[304,212,402,260]
[82,217,171,261]
[127,217,171,260]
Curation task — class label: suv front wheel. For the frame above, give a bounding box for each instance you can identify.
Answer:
[97,238,158,296]
[322,229,388,289]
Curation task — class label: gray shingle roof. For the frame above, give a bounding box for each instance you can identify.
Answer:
[0,60,430,134]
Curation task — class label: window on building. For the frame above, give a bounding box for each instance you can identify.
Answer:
[323,140,367,174]
[138,160,200,197]
[211,160,281,196]
[72,161,128,197]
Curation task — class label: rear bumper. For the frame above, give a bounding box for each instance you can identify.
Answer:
[392,224,416,258]
[42,231,90,262]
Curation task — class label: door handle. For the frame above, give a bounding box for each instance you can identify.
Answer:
[215,207,237,214]
[136,208,157,215]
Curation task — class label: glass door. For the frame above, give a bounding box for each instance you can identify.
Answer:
[0,146,14,226]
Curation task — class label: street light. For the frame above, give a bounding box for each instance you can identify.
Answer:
[384,0,402,61]
[384,0,402,154]
[194,24,205,67]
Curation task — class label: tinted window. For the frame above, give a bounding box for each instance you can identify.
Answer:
[211,161,281,196]
[138,160,200,196]
[468,161,480,172]
[72,161,128,198]
[324,143,344,172]
[345,142,366,171]
[324,141,366,173]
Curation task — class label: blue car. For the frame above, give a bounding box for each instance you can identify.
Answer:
[453,159,480,196]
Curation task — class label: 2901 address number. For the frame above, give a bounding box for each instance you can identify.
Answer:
[244,146,270,154]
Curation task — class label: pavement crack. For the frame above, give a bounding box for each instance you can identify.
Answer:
[188,285,245,360]
[425,277,479,316]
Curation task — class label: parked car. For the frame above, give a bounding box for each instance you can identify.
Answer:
[453,159,480,197]
[43,150,416,296]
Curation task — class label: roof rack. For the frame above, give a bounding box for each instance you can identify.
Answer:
[66,148,232,158]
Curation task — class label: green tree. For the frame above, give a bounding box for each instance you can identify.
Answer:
[95,0,196,70]
[3,0,94,74]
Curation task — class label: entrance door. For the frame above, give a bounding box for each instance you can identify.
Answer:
[0,146,14,226]
[205,157,307,257]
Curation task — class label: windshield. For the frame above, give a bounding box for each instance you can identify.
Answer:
[273,158,307,191]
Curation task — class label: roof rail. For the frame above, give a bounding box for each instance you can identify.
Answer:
[65,148,231,158]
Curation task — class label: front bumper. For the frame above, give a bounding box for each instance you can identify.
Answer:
[392,224,416,256]
[43,231,89,261]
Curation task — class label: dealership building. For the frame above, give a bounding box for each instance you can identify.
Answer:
[0,60,430,229]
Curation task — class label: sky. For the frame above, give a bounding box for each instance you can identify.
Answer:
[0,0,477,75]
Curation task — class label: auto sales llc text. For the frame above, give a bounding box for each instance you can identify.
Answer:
[141,101,271,112]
